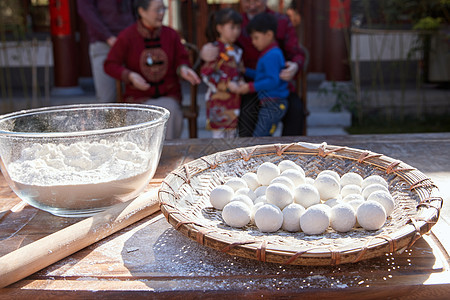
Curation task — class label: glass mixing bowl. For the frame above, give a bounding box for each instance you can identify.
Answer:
[0,103,169,217]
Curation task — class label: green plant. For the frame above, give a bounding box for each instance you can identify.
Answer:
[356,0,449,29]
[413,16,443,30]
[318,81,358,114]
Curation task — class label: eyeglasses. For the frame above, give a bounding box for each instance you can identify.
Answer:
[153,6,167,14]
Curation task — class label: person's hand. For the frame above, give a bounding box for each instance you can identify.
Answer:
[238,83,250,94]
[129,72,150,91]
[227,81,240,93]
[180,65,201,85]
[239,79,247,85]
[106,36,117,47]
[228,81,249,94]
[280,61,299,81]
[238,62,246,74]
[200,43,219,62]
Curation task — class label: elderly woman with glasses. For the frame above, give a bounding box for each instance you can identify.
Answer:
[105,0,201,140]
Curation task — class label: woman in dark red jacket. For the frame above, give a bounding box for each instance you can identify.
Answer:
[104,0,200,139]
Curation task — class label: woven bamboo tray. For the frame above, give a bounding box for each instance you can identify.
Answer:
[158,142,442,266]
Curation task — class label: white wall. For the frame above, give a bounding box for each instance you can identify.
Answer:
[1,30,425,68]
[0,40,53,67]
[351,31,421,62]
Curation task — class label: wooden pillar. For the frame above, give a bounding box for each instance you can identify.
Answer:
[303,0,327,74]
[186,0,195,43]
[197,0,208,49]
[300,0,313,71]
[324,0,351,81]
[77,14,91,78]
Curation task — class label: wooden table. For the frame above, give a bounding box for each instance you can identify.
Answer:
[1,133,450,299]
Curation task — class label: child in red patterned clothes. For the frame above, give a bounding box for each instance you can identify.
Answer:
[201,8,244,138]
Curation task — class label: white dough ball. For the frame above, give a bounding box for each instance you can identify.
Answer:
[367,190,395,216]
[282,203,305,232]
[362,183,389,199]
[357,200,387,230]
[266,183,294,210]
[278,160,305,175]
[314,174,340,200]
[280,169,306,187]
[270,176,295,191]
[312,203,332,215]
[293,184,320,208]
[330,203,356,232]
[305,177,315,185]
[340,172,363,187]
[300,205,330,235]
[250,202,265,223]
[347,199,365,212]
[235,187,257,202]
[362,175,388,189]
[257,162,280,186]
[225,177,248,191]
[342,193,365,203]
[347,199,364,227]
[241,172,260,191]
[254,185,268,198]
[340,184,362,198]
[222,201,251,228]
[317,170,340,182]
[324,197,342,208]
[209,185,234,209]
[254,204,283,232]
[254,195,267,204]
[230,194,254,209]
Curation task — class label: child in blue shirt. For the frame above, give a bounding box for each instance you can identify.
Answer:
[228,12,289,137]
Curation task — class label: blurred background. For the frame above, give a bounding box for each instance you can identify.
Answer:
[0,0,449,135]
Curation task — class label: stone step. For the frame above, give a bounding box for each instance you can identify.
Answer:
[307,126,348,136]
[186,124,349,139]
[307,110,352,127]
[307,92,337,110]
[306,81,354,111]
[196,110,352,129]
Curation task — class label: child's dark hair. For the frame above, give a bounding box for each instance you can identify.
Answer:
[205,8,243,42]
[246,12,277,36]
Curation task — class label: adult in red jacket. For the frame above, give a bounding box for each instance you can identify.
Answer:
[104,0,200,139]
[201,0,306,137]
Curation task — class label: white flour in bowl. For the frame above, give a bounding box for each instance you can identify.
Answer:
[6,140,154,212]
[8,140,150,185]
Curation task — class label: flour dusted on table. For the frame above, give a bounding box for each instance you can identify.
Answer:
[8,140,151,186]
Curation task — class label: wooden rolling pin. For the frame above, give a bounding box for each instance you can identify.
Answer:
[0,188,160,289]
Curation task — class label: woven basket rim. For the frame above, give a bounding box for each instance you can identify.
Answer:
[159,142,442,266]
